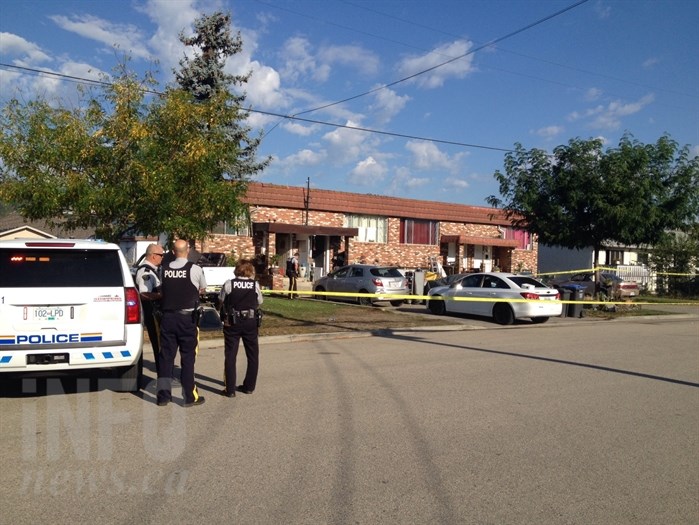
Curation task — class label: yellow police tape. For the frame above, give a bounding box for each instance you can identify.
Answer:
[535,267,696,277]
[262,289,699,307]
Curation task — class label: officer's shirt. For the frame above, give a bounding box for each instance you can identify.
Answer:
[135,261,161,294]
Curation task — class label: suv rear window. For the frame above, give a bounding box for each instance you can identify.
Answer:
[0,249,123,287]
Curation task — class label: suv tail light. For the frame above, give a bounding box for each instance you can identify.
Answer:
[372,278,383,287]
[125,287,141,324]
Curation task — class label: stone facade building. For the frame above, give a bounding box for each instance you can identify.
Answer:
[201,182,538,289]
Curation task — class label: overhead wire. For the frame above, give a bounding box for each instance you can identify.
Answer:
[0,62,514,153]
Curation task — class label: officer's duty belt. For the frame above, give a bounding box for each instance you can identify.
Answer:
[234,309,257,318]
[163,309,195,315]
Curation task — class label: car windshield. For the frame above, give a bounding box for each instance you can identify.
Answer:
[509,276,548,288]
[0,248,123,287]
[369,267,403,278]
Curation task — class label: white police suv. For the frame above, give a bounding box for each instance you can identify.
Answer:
[0,239,143,391]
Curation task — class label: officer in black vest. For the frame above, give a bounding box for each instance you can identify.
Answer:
[218,259,263,397]
[157,239,207,407]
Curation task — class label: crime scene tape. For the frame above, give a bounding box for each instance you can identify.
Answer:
[261,289,699,307]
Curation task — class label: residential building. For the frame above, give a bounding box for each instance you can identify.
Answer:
[203,182,538,289]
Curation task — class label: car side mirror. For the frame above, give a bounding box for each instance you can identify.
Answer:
[451,282,462,290]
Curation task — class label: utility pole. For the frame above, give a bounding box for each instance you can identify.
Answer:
[303,177,310,226]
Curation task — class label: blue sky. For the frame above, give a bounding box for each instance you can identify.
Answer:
[1,0,697,206]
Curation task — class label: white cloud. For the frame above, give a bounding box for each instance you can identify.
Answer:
[444,177,470,190]
[349,156,387,186]
[279,37,378,85]
[322,120,371,163]
[405,140,463,173]
[397,40,475,89]
[282,121,319,136]
[50,14,152,60]
[584,87,603,101]
[568,94,655,130]
[594,1,612,19]
[280,148,327,169]
[389,168,430,193]
[642,57,660,69]
[369,86,410,124]
[0,32,51,63]
[318,45,379,76]
[533,125,564,139]
[279,37,325,83]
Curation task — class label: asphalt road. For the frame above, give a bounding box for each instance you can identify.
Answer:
[1,312,697,524]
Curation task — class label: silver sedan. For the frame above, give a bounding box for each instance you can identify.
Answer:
[427,272,562,325]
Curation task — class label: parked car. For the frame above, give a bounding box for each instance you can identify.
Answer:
[424,272,470,294]
[550,272,639,298]
[0,238,144,391]
[313,264,409,306]
[427,272,562,325]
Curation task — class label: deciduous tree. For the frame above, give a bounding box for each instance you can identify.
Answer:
[487,134,699,267]
[0,12,268,243]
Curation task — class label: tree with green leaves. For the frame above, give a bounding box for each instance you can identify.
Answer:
[487,134,699,267]
[0,12,268,243]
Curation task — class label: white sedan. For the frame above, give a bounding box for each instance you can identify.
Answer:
[427,272,562,325]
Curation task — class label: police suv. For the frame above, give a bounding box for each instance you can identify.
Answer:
[0,239,143,391]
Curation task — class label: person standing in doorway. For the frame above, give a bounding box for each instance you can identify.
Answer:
[134,244,164,374]
[157,239,207,407]
[218,259,263,397]
[286,251,299,299]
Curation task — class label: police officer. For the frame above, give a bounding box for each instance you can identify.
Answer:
[134,244,164,374]
[286,251,299,299]
[157,239,207,407]
[218,259,263,397]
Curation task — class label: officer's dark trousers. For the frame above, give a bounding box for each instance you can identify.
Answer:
[288,275,298,298]
[142,301,160,374]
[223,319,259,393]
[157,311,200,404]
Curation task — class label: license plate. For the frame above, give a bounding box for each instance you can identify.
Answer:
[388,281,399,289]
[33,307,65,321]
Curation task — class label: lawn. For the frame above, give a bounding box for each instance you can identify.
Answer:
[199,297,452,339]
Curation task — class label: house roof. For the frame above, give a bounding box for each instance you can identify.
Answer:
[243,182,513,226]
[0,211,95,239]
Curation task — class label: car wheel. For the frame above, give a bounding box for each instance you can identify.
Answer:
[114,352,143,392]
[389,300,404,307]
[531,316,549,324]
[492,303,515,325]
[428,297,446,315]
[314,286,327,300]
[358,290,372,307]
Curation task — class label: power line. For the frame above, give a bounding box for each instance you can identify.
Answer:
[289,0,591,118]
[0,62,515,154]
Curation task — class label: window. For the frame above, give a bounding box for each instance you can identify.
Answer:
[608,250,624,265]
[0,249,123,287]
[482,275,509,289]
[503,227,532,250]
[345,215,387,243]
[400,219,439,245]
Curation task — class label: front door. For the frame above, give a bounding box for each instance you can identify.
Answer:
[473,245,492,272]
